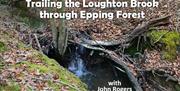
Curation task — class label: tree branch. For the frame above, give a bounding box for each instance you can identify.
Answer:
[69,40,143,91]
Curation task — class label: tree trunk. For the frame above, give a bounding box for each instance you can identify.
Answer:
[50,0,68,56]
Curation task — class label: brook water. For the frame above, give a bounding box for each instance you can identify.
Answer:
[64,45,133,90]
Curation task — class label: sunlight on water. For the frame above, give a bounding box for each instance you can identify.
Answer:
[67,45,132,90]
[68,54,89,77]
[68,45,89,77]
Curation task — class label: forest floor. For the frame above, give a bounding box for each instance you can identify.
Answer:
[66,0,180,81]
[0,6,87,91]
[66,0,178,41]
[66,0,180,91]
[0,0,180,91]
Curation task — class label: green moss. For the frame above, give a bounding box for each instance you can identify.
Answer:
[0,12,87,90]
[0,30,87,91]
[0,83,20,91]
[148,30,180,60]
[0,41,7,53]
[175,85,180,91]
[14,52,87,91]
[34,52,87,91]
[125,37,151,57]
[18,16,44,28]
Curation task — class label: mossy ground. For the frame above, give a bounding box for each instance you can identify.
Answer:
[0,29,87,91]
[14,52,87,91]
[0,5,87,90]
[148,30,180,61]
[0,41,7,53]
[0,83,20,91]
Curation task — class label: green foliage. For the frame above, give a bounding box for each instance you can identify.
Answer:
[0,29,87,91]
[0,41,7,53]
[15,52,87,91]
[35,53,87,91]
[126,46,140,56]
[9,1,45,29]
[18,16,44,28]
[148,30,180,60]
[0,84,20,91]
[0,0,10,5]
[125,37,151,57]
[175,85,180,91]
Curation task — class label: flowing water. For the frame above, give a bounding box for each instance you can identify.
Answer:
[67,45,133,90]
[68,52,89,77]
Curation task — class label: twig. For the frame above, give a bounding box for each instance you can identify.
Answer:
[148,79,168,91]
[153,31,169,44]
[56,80,80,91]
[34,34,43,53]
[69,40,143,91]
[137,36,141,51]
[28,33,32,47]
[34,77,80,91]
[76,15,171,47]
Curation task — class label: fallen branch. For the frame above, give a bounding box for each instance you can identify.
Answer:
[148,79,168,91]
[69,40,143,91]
[153,31,169,44]
[56,80,80,91]
[77,15,171,46]
[127,15,171,43]
[141,69,180,84]
[34,34,43,53]
[34,77,80,91]
[68,15,171,91]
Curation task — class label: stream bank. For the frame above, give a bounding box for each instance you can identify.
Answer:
[1,1,179,90]
[0,29,87,91]
[0,5,88,91]
[48,44,134,91]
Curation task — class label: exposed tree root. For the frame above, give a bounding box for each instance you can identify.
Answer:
[75,15,171,47]
[69,41,143,91]
[68,15,172,91]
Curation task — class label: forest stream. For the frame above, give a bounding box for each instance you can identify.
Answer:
[0,1,180,91]
[57,45,134,90]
